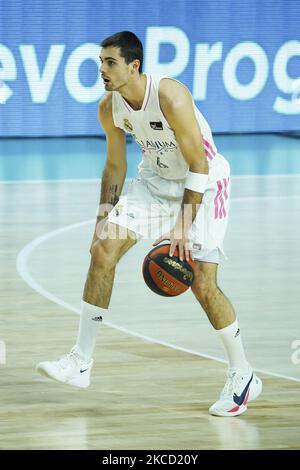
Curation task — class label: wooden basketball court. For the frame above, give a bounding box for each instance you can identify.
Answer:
[0,170,299,450]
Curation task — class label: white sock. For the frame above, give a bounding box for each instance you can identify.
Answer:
[216,320,249,371]
[75,300,104,361]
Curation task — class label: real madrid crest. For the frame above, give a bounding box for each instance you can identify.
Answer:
[123,118,133,133]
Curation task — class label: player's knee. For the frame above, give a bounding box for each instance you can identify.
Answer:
[90,240,118,268]
[191,275,217,304]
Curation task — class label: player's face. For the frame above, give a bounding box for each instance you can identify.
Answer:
[99,47,132,91]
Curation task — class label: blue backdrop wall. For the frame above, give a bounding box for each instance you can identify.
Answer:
[0,0,299,136]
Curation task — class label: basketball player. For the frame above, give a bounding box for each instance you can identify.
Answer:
[37,31,262,417]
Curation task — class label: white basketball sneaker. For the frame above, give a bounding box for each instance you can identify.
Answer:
[36,346,93,388]
[209,366,262,417]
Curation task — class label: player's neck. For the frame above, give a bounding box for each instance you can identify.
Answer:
[120,73,147,111]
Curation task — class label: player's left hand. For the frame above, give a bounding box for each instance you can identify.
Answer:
[153,230,194,262]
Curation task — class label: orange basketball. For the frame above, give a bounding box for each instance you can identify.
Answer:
[142,243,195,297]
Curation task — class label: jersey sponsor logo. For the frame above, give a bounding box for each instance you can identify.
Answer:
[138,139,177,151]
[150,121,163,130]
[123,118,133,132]
[156,157,169,168]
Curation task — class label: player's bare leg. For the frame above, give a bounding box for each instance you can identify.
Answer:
[36,222,137,387]
[191,261,235,330]
[83,222,137,307]
[191,261,262,416]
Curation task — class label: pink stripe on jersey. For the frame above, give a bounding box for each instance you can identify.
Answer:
[203,137,217,161]
[204,147,213,161]
[143,75,152,111]
[203,137,216,155]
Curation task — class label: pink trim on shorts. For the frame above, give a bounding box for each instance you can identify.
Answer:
[214,178,229,219]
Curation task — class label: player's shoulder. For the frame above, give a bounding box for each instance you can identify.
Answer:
[98,92,113,114]
[98,92,114,127]
[158,78,192,110]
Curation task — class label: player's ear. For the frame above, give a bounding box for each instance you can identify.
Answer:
[131,59,140,73]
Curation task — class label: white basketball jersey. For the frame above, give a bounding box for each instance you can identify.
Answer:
[112,74,220,181]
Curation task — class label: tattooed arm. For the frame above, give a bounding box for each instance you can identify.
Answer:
[90,93,127,247]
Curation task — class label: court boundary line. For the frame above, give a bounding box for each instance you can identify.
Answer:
[16,215,300,384]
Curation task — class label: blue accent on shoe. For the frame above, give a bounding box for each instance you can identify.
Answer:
[233,374,253,406]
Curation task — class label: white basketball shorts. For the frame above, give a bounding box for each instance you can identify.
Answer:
[108,154,231,263]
